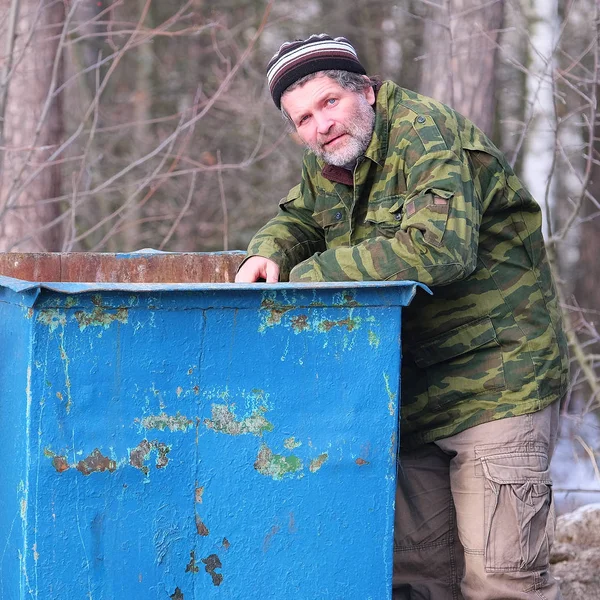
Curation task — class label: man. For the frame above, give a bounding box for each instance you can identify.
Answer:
[236,34,569,599]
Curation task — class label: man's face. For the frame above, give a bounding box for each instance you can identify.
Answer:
[281,74,376,167]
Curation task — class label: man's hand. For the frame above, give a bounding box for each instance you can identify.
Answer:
[235,256,280,283]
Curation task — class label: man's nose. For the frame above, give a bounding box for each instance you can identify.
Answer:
[315,113,333,135]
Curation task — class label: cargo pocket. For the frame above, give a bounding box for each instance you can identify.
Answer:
[478,446,555,573]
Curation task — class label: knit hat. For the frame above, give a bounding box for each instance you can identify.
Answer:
[266,34,366,109]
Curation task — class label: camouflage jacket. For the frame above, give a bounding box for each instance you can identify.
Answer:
[246,81,569,448]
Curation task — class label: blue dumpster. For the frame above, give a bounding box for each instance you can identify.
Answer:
[0,252,424,599]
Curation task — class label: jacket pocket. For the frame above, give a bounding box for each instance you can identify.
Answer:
[311,195,347,245]
[402,188,452,247]
[365,195,404,236]
[411,316,506,408]
[478,446,555,573]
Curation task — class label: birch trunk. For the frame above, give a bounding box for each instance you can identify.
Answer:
[521,0,559,239]
[0,0,65,251]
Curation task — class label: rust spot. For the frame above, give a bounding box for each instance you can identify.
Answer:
[76,449,117,476]
[185,550,199,573]
[37,309,66,332]
[193,386,199,395]
[222,538,230,550]
[52,456,69,473]
[290,314,310,333]
[73,305,128,331]
[318,318,359,333]
[170,587,184,600]
[309,453,329,473]
[260,297,293,326]
[195,515,209,536]
[342,292,360,307]
[187,368,194,375]
[195,487,204,503]
[355,458,370,466]
[201,554,223,586]
[129,439,171,475]
[263,525,280,552]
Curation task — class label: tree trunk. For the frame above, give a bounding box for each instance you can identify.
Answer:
[0,0,65,251]
[419,0,504,137]
[521,0,559,240]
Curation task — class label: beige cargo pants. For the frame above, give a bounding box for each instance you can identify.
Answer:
[392,401,562,600]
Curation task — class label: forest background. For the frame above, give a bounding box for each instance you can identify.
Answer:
[0,0,599,512]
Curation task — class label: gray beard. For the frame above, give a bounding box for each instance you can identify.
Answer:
[307,96,376,167]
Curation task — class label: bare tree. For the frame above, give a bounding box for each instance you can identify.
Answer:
[0,0,66,250]
[418,0,505,137]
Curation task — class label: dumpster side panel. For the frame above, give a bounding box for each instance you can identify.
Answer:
[0,296,34,596]
[5,282,415,599]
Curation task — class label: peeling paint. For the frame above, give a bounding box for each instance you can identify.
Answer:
[64,297,76,309]
[254,444,303,480]
[195,515,209,536]
[222,538,230,550]
[201,554,223,586]
[283,437,302,450]
[339,291,360,307]
[204,404,273,436]
[259,296,294,328]
[52,456,69,473]
[383,373,396,416]
[185,550,199,573]
[355,458,370,466]
[318,317,360,333]
[368,330,380,348]
[195,487,204,503]
[290,314,310,333]
[129,439,171,475]
[170,587,184,600]
[45,448,116,475]
[73,305,128,331]
[140,412,193,432]
[309,453,329,473]
[36,309,66,333]
[76,449,117,475]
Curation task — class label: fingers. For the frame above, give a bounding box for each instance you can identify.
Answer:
[235,257,279,283]
[265,261,280,283]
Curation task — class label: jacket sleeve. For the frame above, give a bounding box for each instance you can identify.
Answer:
[244,178,326,282]
[288,145,482,285]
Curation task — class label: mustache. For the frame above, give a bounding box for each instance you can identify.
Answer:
[318,127,349,147]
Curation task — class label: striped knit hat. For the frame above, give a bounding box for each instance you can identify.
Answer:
[266,34,366,109]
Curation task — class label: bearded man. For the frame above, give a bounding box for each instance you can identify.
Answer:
[236,34,568,600]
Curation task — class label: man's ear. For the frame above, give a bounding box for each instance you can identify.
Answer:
[362,76,375,105]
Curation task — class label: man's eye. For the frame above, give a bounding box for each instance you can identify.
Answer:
[327,98,337,105]
[298,115,309,126]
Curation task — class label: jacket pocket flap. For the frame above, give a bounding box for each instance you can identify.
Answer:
[412,316,498,368]
[480,453,552,485]
[365,195,404,224]
[312,202,346,228]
